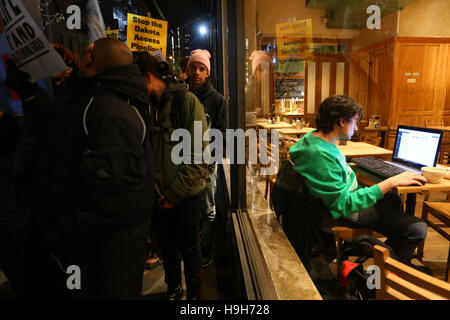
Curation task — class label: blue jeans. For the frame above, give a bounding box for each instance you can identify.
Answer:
[343,191,427,264]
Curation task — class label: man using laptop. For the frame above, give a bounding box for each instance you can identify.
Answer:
[290,95,428,265]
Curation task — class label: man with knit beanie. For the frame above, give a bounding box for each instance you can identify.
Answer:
[245,50,273,114]
[187,49,228,268]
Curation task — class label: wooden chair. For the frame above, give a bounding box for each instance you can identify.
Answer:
[385,126,398,150]
[262,143,279,208]
[439,144,450,165]
[373,245,450,299]
[424,120,444,128]
[303,113,316,129]
[417,201,450,282]
[332,226,373,257]
[361,131,382,147]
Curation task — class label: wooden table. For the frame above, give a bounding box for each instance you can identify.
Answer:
[257,121,292,131]
[288,138,393,159]
[352,164,450,216]
[275,127,315,137]
[336,141,393,159]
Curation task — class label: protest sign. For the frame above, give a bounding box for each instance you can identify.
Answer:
[276,19,313,60]
[126,14,168,57]
[86,0,106,42]
[106,28,119,40]
[0,0,67,81]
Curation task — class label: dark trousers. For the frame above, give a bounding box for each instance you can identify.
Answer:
[154,191,203,291]
[0,226,33,298]
[37,219,150,299]
[342,191,428,264]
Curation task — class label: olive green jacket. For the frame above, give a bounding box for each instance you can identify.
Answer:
[151,82,209,205]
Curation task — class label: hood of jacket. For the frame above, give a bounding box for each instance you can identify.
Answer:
[153,77,189,108]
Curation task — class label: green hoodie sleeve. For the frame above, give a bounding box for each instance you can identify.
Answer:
[290,142,383,218]
[164,93,210,204]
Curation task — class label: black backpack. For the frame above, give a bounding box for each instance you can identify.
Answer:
[271,159,337,272]
[338,234,397,300]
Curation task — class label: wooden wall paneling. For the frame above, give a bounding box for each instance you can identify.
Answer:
[344,59,350,95]
[305,61,309,115]
[315,59,322,111]
[304,55,349,117]
[444,45,450,125]
[393,42,447,127]
[388,38,400,129]
[369,47,393,127]
[434,44,449,124]
[348,53,370,119]
[329,61,337,96]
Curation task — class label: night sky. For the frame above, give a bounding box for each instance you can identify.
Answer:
[145,0,209,28]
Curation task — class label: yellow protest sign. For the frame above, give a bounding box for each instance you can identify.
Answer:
[127,14,167,57]
[276,19,313,59]
[106,29,119,40]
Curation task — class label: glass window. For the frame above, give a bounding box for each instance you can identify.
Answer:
[243,0,450,242]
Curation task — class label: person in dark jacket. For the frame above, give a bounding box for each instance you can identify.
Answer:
[186,49,228,268]
[0,47,80,298]
[133,51,209,300]
[30,38,155,299]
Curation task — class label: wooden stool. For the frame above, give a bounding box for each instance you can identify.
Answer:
[417,201,450,282]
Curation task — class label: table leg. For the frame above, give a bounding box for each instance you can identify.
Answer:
[405,193,417,216]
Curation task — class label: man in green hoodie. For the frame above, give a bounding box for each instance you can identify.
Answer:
[289,95,428,265]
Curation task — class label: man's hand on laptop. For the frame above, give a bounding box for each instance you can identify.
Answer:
[378,171,427,194]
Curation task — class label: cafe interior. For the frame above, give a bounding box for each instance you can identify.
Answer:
[237,0,450,300]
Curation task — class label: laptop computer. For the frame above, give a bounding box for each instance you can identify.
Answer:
[352,125,444,178]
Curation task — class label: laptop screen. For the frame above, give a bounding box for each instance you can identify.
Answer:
[392,125,443,168]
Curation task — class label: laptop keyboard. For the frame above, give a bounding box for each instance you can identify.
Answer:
[351,157,407,179]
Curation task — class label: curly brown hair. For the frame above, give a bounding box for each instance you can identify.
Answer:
[315,95,363,134]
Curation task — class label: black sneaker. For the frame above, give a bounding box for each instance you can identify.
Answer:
[167,284,183,300]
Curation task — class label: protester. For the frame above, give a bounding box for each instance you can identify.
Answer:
[28,38,155,299]
[245,50,273,115]
[186,49,228,268]
[289,95,428,265]
[0,45,81,298]
[133,51,209,300]
[178,57,189,81]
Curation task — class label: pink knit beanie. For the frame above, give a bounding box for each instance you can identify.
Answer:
[187,49,211,75]
[250,50,271,74]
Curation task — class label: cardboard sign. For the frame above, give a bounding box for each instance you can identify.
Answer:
[276,19,313,59]
[0,0,66,81]
[106,29,119,40]
[126,14,167,57]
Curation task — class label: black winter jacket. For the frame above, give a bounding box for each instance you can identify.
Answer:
[189,78,228,135]
[33,64,155,231]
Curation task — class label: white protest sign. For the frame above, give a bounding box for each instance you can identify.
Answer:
[0,0,67,81]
